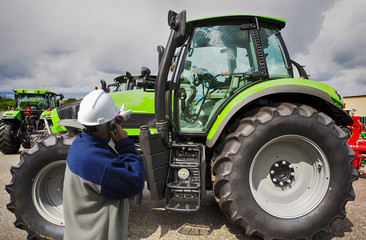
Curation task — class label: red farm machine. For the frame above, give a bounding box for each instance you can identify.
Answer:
[347,115,366,173]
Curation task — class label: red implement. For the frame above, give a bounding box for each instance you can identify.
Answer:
[347,116,366,173]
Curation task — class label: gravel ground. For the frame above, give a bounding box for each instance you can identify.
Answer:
[1,149,365,240]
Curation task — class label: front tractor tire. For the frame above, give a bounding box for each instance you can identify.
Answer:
[212,103,358,240]
[6,133,75,240]
[0,120,21,154]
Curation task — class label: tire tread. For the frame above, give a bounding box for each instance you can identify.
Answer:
[212,102,357,240]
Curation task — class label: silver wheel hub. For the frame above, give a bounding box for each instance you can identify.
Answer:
[32,160,66,226]
[249,135,330,219]
[270,160,295,186]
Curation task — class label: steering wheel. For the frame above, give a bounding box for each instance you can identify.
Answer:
[184,71,225,123]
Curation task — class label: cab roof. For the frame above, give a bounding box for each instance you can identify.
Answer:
[188,15,286,30]
[13,89,57,95]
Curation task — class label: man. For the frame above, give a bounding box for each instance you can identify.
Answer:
[63,90,145,240]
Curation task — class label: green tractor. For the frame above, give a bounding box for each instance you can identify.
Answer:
[6,10,357,240]
[139,11,357,239]
[0,89,63,154]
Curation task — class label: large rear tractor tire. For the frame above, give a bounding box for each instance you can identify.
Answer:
[0,120,21,154]
[6,133,75,240]
[212,103,358,240]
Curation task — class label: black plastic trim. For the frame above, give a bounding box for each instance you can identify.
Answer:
[122,114,156,129]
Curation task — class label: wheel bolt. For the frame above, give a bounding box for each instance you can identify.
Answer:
[270,170,275,174]
[291,172,295,176]
[289,164,293,169]
[287,179,292,184]
[282,161,286,165]
[272,178,277,183]
[275,163,279,167]
[279,182,284,186]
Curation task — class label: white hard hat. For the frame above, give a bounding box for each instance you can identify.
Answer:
[77,90,120,126]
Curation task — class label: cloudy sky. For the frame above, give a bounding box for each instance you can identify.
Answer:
[1,0,365,100]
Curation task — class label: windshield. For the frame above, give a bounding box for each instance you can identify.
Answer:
[260,27,290,78]
[17,94,56,111]
[115,81,142,91]
[116,82,128,91]
[176,24,290,133]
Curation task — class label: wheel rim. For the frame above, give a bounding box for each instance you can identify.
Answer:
[249,135,330,219]
[32,160,66,226]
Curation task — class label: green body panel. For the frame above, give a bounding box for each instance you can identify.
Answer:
[109,89,155,137]
[40,109,52,118]
[50,108,66,133]
[125,128,157,136]
[207,78,342,141]
[108,89,155,113]
[1,110,22,121]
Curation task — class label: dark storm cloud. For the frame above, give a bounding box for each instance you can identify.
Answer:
[0,0,365,99]
[293,0,366,96]
[333,50,366,69]
[332,33,366,70]
[0,65,33,80]
[268,0,337,56]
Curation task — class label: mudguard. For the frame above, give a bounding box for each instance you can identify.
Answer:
[206,79,352,148]
[1,110,22,121]
[40,109,52,119]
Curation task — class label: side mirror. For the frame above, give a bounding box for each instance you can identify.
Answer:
[125,71,134,90]
[126,71,133,80]
[56,94,64,101]
[168,10,188,46]
[134,67,156,90]
[157,45,165,68]
[141,67,151,78]
[100,79,109,92]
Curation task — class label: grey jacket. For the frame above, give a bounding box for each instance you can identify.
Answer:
[63,131,145,240]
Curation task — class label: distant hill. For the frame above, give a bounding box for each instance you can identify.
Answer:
[62,98,77,105]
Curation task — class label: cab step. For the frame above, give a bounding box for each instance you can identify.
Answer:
[165,143,202,212]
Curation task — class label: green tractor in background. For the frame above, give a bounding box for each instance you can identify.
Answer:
[0,89,63,154]
[6,10,358,240]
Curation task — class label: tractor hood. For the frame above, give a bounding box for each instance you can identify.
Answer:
[109,89,155,114]
[109,89,156,135]
[51,89,155,136]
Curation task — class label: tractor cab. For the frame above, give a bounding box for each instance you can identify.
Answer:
[175,18,292,133]
[16,92,57,117]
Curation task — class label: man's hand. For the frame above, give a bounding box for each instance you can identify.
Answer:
[109,122,128,142]
[119,104,133,121]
